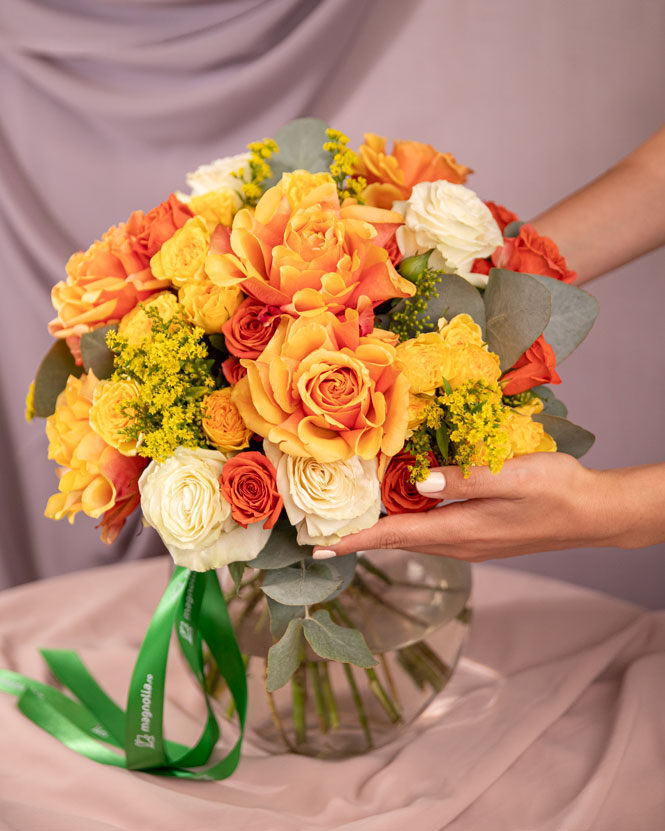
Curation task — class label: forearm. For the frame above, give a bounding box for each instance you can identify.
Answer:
[595,462,665,549]
[531,126,665,284]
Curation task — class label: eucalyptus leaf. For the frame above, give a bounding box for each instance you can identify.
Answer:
[251,517,310,569]
[532,414,595,458]
[80,325,117,380]
[422,273,486,335]
[227,562,245,595]
[267,597,305,640]
[325,553,357,601]
[484,269,552,370]
[302,610,377,668]
[503,220,524,238]
[261,561,343,606]
[266,618,304,691]
[265,118,330,187]
[527,274,599,363]
[33,340,84,418]
[531,385,568,418]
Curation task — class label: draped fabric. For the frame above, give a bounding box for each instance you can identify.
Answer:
[0,0,375,588]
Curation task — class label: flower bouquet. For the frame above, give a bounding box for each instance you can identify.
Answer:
[2,119,597,777]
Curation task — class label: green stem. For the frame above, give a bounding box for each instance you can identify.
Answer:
[396,648,427,691]
[357,555,394,585]
[264,661,295,751]
[456,606,473,625]
[379,653,401,709]
[351,574,430,628]
[225,655,249,719]
[308,662,329,734]
[343,663,373,749]
[319,662,340,730]
[365,667,402,723]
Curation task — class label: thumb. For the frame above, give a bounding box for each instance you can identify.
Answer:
[414,460,527,501]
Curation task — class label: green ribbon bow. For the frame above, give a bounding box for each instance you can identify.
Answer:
[0,567,247,780]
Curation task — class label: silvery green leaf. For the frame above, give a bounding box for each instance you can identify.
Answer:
[251,517,310,569]
[266,618,304,691]
[267,597,305,640]
[503,220,524,238]
[33,340,84,417]
[261,561,343,606]
[530,385,568,418]
[422,273,486,335]
[527,274,599,363]
[325,553,357,601]
[302,610,377,668]
[533,414,595,458]
[265,118,330,187]
[227,562,245,595]
[484,269,552,370]
[80,325,118,380]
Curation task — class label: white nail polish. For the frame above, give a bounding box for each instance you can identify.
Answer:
[415,472,446,494]
[313,549,337,560]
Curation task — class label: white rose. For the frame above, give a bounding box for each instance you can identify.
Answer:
[183,153,251,204]
[264,441,381,546]
[139,446,270,571]
[395,181,502,288]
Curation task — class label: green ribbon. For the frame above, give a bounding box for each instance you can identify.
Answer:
[0,567,247,780]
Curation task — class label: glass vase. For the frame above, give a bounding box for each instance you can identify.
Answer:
[208,549,471,759]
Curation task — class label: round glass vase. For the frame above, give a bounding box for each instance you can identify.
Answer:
[209,549,471,759]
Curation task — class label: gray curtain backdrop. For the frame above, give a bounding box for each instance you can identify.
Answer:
[1,0,664,607]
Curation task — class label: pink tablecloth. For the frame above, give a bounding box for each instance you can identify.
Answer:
[0,557,664,831]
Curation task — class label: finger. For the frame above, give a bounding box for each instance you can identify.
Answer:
[414,456,539,501]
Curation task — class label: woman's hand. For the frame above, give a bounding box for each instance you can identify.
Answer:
[312,454,665,562]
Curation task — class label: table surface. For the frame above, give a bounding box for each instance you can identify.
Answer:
[1,557,664,831]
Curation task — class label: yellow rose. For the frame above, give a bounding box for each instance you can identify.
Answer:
[89,378,141,456]
[150,216,210,287]
[502,411,557,456]
[233,310,409,463]
[117,291,179,346]
[438,313,485,348]
[511,396,545,417]
[178,280,243,334]
[447,344,502,389]
[279,170,336,207]
[202,388,252,452]
[406,394,431,438]
[45,373,147,543]
[188,188,238,231]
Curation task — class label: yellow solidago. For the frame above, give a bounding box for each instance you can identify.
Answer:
[25,381,36,423]
[106,307,214,461]
[324,128,367,201]
[234,138,279,207]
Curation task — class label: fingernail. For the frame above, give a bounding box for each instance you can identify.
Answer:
[313,549,337,560]
[415,472,446,494]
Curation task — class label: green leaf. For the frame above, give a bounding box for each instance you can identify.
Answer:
[264,118,331,187]
[422,273,486,335]
[33,340,83,418]
[526,274,599,363]
[398,250,433,281]
[532,414,595,458]
[302,610,377,668]
[531,385,568,418]
[80,325,117,379]
[435,423,450,459]
[207,334,228,353]
[267,597,305,640]
[325,553,357,601]
[251,517,310,569]
[227,562,245,595]
[266,618,304,691]
[261,561,343,606]
[503,220,524,238]
[484,268,552,371]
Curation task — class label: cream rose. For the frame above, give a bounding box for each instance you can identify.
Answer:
[395,181,502,288]
[139,446,270,571]
[184,153,250,205]
[264,441,381,546]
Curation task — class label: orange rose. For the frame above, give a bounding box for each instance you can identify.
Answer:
[485,201,519,233]
[219,452,283,529]
[221,357,247,386]
[354,134,473,208]
[501,335,561,395]
[492,223,577,283]
[381,450,440,515]
[126,193,193,260]
[49,223,170,342]
[205,175,415,319]
[232,309,410,464]
[44,373,147,543]
[222,298,282,359]
[201,387,252,452]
